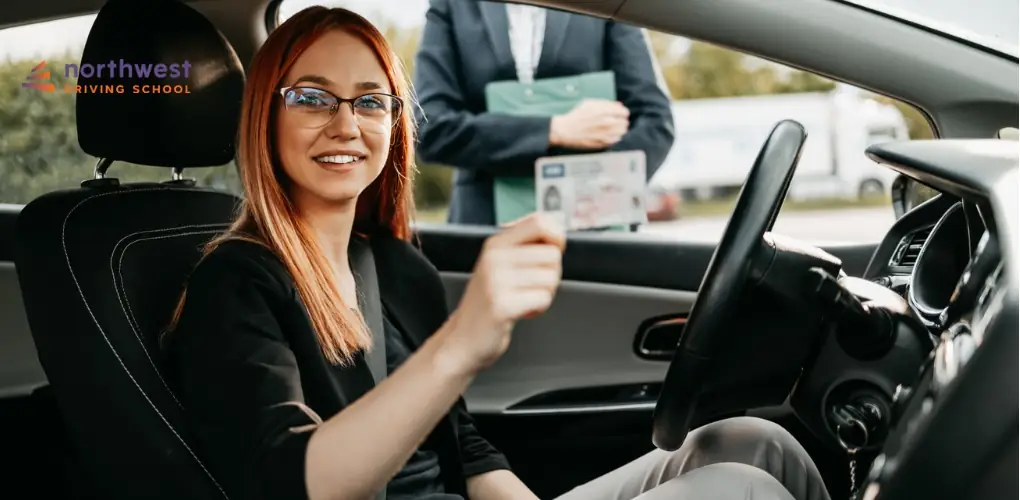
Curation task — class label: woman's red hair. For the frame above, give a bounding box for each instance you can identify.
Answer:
[170,6,417,365]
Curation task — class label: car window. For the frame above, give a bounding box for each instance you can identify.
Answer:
[277,0,934,244]
[0,14,242,205]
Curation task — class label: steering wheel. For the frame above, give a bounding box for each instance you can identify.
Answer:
[652,120,808,450]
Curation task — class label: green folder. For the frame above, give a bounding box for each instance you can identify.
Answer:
[485,71,619,227]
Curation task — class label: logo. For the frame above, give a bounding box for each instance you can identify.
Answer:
[22,61,56,93]
[22,59,192,95]
[542,163,566,178]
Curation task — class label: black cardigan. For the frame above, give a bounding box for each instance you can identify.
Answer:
[166,234,510,500]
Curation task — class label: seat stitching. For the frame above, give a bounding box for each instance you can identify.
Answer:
[61,186,231,499]
[110,224,229,410]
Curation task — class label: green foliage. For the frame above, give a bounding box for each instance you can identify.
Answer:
[648,37,837,100]
[873,96,936,140]
[1,55,90,202]
[378,24,424,83]
[413,162,452,209]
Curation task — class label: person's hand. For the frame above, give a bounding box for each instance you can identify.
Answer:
[549,99,630,150]
[436,214,566,375]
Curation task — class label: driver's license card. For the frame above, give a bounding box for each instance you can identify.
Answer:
[534,150,648,231]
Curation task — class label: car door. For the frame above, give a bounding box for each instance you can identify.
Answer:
[0,205,41,401]
[0,203,81,499]
[416,223,882,497]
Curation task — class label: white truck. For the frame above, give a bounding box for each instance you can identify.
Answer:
[649,90,910,201]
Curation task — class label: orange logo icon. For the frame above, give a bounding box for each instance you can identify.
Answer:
[22,61,56,93]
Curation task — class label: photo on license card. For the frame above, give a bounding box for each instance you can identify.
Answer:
[535,150,647,230]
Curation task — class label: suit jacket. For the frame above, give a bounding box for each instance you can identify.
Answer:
[166,234,508,500]
[413,0,675,225]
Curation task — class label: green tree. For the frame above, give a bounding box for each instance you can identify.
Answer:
[772,70,837,94]
[873,96,936,139]
[379,24,424,80]
[374,20,452,210]
[660,41,835,99]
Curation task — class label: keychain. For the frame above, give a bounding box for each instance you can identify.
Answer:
[846,446,861,500]
[837,419,868,500]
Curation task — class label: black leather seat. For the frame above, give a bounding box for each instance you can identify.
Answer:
[14,0,244,498]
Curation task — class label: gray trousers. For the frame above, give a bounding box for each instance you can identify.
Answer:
[555,417,831,500]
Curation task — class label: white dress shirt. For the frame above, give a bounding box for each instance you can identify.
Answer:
[505,4,546,84]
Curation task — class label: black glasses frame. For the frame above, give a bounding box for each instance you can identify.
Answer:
[277,86,403,125]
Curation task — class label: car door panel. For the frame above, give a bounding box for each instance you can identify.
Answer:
[421,225,878,415]
[418,225,877,497]
[0,205,88,500]
[0,205,45,399]
[441,272,695,414]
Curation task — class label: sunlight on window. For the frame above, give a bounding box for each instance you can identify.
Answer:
[275,0,428,29]
[0,15,94,60]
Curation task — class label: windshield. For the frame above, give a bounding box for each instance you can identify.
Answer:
[840,0,1018,57]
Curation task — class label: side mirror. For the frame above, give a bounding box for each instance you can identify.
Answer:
[891,174,940,219]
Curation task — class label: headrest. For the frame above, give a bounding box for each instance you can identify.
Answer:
[76,0,245,168]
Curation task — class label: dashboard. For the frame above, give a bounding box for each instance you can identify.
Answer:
[851,139,1017,500]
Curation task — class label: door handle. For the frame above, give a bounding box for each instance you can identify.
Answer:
[635,316,687,360]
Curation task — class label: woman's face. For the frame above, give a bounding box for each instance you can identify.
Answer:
[274,29,396,210]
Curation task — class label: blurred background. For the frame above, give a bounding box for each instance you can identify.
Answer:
[0,0,938,244]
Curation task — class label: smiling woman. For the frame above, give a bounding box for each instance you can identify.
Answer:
[163,6,533,500]
[261,27,412,223]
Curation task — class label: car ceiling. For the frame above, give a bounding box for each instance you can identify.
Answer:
[3,0,1018,140]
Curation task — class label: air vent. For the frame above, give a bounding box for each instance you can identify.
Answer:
[891,226,933,268]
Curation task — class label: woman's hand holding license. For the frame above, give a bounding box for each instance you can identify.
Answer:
[437,213,566,375]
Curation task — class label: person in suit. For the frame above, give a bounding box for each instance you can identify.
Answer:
[165,6,829,500]
[413,0,675,225]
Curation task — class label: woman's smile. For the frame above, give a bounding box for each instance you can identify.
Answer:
[313,153,366,172]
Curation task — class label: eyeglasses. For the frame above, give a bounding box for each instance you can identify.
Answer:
[278,86,402,134]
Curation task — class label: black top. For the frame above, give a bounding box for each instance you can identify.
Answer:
[384,315,462,500]
[166,236,508,500]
